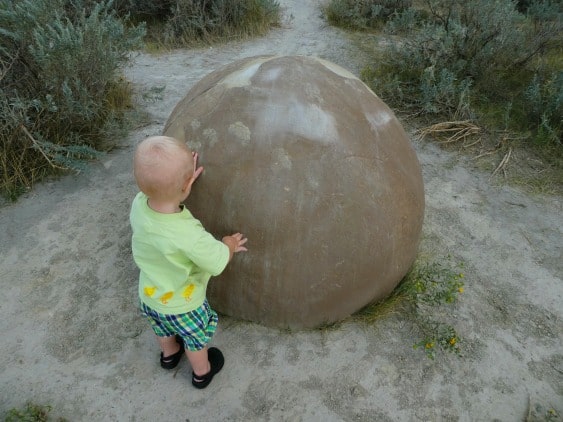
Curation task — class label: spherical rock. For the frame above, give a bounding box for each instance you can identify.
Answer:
[164,55,425,329]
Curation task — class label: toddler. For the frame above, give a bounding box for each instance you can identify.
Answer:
[130,135,247,389]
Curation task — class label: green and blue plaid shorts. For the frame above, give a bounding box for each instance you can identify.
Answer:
[139,299,218,351]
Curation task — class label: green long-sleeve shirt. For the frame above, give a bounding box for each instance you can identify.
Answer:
[130,192,229,314]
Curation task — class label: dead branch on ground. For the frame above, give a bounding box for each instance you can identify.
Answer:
[416,120,482,147]
[491,147,512,179]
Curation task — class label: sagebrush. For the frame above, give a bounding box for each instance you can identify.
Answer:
[323,0,412,30]
[114,0,282,47]
[355,0,562,150]
[0,0,145,199]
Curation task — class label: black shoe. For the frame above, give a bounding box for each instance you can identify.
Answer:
[191,347,224,389]
[160,335,185,370]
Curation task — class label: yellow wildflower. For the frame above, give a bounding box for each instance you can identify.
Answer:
[449,337,457,346]
[425,342,434,349]
[458,287,464,293]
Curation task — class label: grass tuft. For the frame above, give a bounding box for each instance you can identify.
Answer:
[5,402,67,422]
[354,256,465,359]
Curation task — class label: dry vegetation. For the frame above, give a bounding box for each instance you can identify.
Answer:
[324,0,562,193]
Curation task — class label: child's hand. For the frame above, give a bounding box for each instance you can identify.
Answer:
[192,152,204,182]
[222,233,248,260]
[184,152,205,197]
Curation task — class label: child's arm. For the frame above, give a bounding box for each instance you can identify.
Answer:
[222,232,248,262]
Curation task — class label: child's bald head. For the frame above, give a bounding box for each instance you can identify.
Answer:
[134,136,194,200]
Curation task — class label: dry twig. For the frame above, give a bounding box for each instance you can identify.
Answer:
[491,147,512,178]
[416,120,481,147]
[19,125,65,170]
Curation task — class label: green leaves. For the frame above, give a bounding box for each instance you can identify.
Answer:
[359,0,562,150]
[162,0,281,45]
[406,260,465,306]
[0,0,145,199]
[323,0,413,30]
[404,259,465,359]
[355,256,465,360]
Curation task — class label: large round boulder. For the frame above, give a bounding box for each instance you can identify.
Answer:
[164,55,424,329]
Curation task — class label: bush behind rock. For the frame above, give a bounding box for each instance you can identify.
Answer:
[323,0,412,30]
[362,0,562,148]
[162,0,281,45]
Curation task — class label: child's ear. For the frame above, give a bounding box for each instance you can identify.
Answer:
[185,166,203,192]
[182,176,193,193]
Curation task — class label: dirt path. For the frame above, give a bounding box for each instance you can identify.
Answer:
[1,1,562,420]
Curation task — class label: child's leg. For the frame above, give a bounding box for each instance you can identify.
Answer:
[186,347,210,376]
[188,346,224,389]
[157,335,181,357]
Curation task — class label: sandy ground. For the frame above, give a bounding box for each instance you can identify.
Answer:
[1,1,562,421]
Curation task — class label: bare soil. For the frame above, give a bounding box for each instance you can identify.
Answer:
[1,1,561,421]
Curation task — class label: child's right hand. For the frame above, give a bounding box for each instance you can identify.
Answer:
[222,233,248,260]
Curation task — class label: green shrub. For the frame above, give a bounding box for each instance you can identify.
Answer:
[118,0,174,17]
[27,0,281,49]
[361,0,562,149]
[515,0,561,14]
[384,6,425,34]
[323,0,412,30]
[0,0,145,199]
[373,0,525,112]
[60,0,172,19]
[522,71,562,146]
[517,1,562,146]
[138,0,281,46]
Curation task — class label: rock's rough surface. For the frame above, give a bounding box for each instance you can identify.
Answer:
[164,55,424,328]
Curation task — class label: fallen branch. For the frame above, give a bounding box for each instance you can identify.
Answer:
[463,138,481,149]
[416,120,481,146]
[473,149,498,160]
[19,125,66,170]
[491,147,512,178]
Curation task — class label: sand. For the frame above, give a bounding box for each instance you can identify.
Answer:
[1,1,561,420]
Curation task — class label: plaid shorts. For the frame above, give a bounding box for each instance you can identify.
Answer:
[139,299,218,351]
